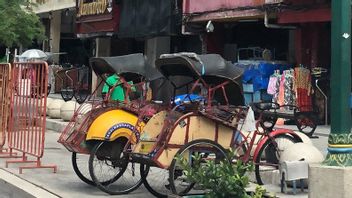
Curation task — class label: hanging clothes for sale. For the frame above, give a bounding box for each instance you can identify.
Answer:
[267,69,296,109]
[278,74,285,106]
[283,69,296,110]
[267,70,281,104]
[294,67,312,112]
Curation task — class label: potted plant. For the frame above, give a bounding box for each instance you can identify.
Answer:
[176,151,276,198]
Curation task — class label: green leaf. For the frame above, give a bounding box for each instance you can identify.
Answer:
[0,0,45,47]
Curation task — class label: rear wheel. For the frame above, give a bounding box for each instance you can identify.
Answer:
[169,139,229,196]
[254,134,298,185]
[72,152,94,186]
[88,139,142,195]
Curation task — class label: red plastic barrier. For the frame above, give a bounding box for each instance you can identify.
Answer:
[0,64,11,153]
[6,62,56,173]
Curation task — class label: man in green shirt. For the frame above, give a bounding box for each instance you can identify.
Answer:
[102,74,125,101]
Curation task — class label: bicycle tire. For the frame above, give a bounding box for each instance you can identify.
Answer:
[254,134,299,185]
[169,139,229,196]
[72,152,95,186]
[140,163,169,198]
[89,140,142,195]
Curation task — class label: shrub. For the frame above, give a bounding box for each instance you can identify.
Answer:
[176,150,274,198]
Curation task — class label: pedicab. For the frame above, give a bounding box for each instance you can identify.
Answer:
[58,53,165,194]
[128,53,302,197]
[55,65,91,103]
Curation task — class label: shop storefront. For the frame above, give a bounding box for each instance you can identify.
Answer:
[182,0,335,125]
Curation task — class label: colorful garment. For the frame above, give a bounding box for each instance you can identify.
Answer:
[294,67,312,111]
[271,75,281,104]
[283,70,296,109]
[278,74,285,106]
[267,76,278,95]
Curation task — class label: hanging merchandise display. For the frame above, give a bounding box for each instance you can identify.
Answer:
[283,69,296,109]
[294,67,312,112]
[267,66,312,111]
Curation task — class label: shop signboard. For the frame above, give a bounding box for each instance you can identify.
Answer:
[75,0,119,37]
[76,0,113,17]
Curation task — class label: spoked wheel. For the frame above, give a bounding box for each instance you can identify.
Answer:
[255,134,299,185]
[72,152,94,186]
[295,113,317,137]
[61,88,74,101]
[89,139,142,195]
[140,164,170,198]
[169,139,229,196]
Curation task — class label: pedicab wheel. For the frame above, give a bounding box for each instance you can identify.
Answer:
[89,139,143,195]
[140,163,170,198]
[295,113,317,137]
[72,152,94,186]
[61,88,74,101]
[254,134,299,185]
[169,139,229,196]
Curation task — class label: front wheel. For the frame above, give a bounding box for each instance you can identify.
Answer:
[72,152,94,186]
[88,140,142,195]
[140,164,170,198]
[169,139,229,196]
[254,134,299,185]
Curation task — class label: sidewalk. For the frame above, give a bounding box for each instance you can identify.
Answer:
[0,130,151,198]
[0,118,333,197]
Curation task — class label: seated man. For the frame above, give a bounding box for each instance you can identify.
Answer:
[102,74,125,102]
[102,74,137,102]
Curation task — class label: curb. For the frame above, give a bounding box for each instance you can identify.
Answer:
[46,118,68,133]
[0,168,59,198]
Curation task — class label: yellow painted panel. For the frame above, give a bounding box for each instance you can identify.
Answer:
[86,109,140,141]
[133,111,167,153]
[217,124,233,149]
[156,148,178,168]
[190,116,216,141]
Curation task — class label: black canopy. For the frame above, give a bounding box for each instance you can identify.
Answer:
[155,53,244,105]
[89,53,162,81]
[156,53,243,85]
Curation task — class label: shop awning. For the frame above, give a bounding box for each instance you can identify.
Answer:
[31,0,75,14]
[185,9,264,23]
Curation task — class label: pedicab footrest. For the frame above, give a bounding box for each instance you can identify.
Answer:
[130,153,158,166]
